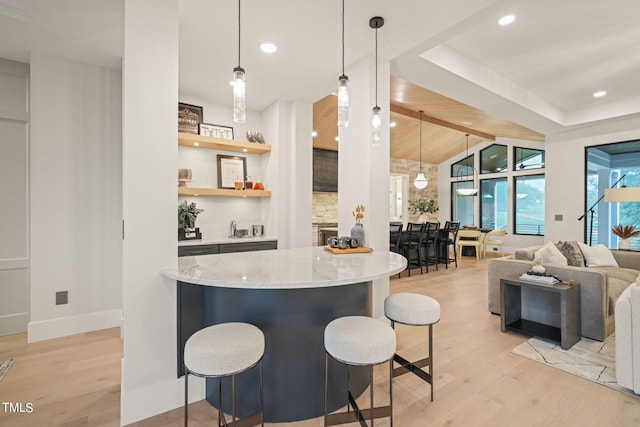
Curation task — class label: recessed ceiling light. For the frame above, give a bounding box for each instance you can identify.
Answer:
[498,15,515,26]
[389,121,397,128]
[311,131,318,137]
[462,121,472,125]
[260,43,277,53]
[193,142,199,147]
[593,90,607,98]
[334,136,339,142]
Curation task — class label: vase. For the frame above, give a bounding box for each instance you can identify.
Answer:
[619,238,630,250]
[418,213,429,223]
[350,223,365,247]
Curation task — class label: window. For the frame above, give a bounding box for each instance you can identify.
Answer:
[452,181,474,226]
[514,174,545,235]
[480,178,507,230]
[451,154,473,178]
[514,147,544,171]
[480,144,508,174]
[586,140,640,250]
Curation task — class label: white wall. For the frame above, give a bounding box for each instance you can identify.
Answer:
[28,53,122,342]
[0,58,29,335]
[120,1,186,425]
[545,115,640,243]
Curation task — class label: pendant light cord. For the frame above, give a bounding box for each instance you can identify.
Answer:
[237,0,241,68]
[374,25,378,107]
[419,110,423,172]
[341,0,345,76]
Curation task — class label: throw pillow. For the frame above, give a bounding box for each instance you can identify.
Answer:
[534,241,568,265]
[577,242,619,267]
[555,240,585,267]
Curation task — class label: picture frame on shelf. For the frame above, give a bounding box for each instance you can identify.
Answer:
[178,102,203,134]
[217,154,247,189]
[200,123,234,140]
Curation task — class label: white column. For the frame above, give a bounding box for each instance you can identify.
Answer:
[121,0,183,425]
[338,54,391,318]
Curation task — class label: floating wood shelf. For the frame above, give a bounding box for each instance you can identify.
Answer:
[178,187,271,198]
[178,132,271,154]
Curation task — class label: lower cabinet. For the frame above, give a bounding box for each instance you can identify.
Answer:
[218,240,278,253]
[178,240,277,257]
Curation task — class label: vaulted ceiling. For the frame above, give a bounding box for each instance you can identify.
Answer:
[1,0,639,165]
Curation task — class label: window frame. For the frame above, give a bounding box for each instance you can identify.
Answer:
[513,173,546,236]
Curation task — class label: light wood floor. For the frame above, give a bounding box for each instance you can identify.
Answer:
[1,255,639,426]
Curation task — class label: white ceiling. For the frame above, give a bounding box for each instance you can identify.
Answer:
[1,0,639,139]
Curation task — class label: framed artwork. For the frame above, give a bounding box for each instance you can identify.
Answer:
[178,102,203,134]
[200,123,234,140]
[217,154,247,189]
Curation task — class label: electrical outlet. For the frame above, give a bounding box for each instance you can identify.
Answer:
[493,247,498,251]
[555,214,563,221]
[56,291,68,305]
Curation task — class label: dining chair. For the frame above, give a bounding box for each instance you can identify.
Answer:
[421,222,440,272]
[389,223,403,253]
[482,229,506,257]
[437,221,460,269]
[456,229,482,260]
[399,222,424,276]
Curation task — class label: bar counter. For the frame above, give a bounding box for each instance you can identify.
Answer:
[162,246,406,422]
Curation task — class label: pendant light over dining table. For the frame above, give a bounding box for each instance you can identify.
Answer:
[456,133,479,196]
[231,0,245,123]
[337,0,349,128]
[369,16,384,145]
[413,110,428,189]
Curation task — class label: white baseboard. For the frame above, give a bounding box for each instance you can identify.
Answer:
[27,308,122,343]
[120,357,204,426]
[0,312,29,336]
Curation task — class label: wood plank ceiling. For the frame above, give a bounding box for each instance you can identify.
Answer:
[312,76,545,165]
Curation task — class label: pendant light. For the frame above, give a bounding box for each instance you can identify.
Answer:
[337,0,349,128]
[231,0,245,123]
[456,133,479,196]
[370,16,384,145]
[413,110,428,189]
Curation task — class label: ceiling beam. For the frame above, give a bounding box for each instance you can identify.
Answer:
[390,104,496,141]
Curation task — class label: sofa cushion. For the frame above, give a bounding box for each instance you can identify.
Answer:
[595,266,640,283]
[555,240,585,267]
[578,242,619,267]
[534,241,568,265]
[609,277,632,315]
[514,245,541,261]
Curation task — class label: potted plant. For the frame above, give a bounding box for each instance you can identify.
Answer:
[611,224,640,250]
[178,200,204,240]
[408,198,439,222]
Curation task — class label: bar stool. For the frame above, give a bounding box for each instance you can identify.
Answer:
[384,293,440,401]
[324,316,396,426]
[184,322,264,427]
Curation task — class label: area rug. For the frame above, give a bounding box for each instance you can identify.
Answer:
[0,358,15,382]
[511,333,638,399]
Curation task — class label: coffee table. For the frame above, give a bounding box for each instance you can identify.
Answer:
[500,277,581,350]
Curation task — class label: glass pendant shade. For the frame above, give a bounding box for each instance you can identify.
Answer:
[456,187,479,196]
[371,106,381,145]
[337,75,349,128]
[414,173,428,189]
[232,66,246,123]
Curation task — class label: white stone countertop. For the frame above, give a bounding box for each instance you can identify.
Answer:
[178,236,278,246]
[163,246,407,289]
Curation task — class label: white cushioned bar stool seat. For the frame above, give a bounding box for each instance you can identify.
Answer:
[324,316,396,426]
[184,322,264,427]
[385,293,440,402]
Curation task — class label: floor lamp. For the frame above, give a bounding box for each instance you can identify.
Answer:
[578,174,627,246]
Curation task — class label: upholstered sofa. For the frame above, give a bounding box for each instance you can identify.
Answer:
[616,280,640,393]
[487,243,640,341]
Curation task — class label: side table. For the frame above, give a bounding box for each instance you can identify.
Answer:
[500,277,581,350]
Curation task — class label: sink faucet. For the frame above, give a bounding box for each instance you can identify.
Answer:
[229,220,237,238]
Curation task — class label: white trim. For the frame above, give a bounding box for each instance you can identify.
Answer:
[0,257,28,270]
[0,312,29,335]
[120,358,204,426]
[27,309,122,343]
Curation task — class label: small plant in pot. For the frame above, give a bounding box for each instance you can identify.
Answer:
[408,198,439,222]
[178,200,204,240]
[611,224,640,250]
